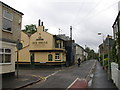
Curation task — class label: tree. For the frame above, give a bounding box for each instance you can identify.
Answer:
[85,47,98,60]
[22,24,37,35]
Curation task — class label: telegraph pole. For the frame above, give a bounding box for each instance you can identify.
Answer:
[98,33,105,66]
[70,26,73,65]
[16,39,23,78]
[70,26,72,40]
[107,35,111,80]
[85,45,87,60]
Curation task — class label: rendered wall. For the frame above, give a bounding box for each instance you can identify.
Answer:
[0,41,16,74]
[111,62,120,90]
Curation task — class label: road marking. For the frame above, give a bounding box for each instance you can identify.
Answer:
[67,78,88,89]
[88,79,92,87]
[31,70,62,84]
[67,78,79,89]
[45,70,61,79]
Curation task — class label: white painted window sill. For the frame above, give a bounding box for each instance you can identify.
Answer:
[0,63,12,66]
[2,29,13,34]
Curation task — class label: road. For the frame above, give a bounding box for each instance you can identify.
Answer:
[20,60,96,89]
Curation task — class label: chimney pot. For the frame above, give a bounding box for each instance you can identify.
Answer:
[41,21,43,26]
[38,19,41,26]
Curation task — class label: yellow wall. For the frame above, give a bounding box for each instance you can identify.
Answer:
[34,52,66,62]
[19,26,66,64]
[21,32,30,47]
[30,27,54,50]
[18,46,30,62]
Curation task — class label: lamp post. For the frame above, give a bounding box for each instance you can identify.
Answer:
[98,33,105,66]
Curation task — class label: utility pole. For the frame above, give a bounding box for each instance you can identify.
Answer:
[98,33,105,66]
[85,45,87,60]
[16,39,23,78]
[70,26,72,40]
[70,26,73,65]
[107,35,111,80]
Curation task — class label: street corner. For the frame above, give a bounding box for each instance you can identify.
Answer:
[15,74,42,89]
[67,78,88,89]
[2,74,41,89]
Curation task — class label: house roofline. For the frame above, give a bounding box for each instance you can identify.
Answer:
[112,11,120,28]
[0,1,24,15]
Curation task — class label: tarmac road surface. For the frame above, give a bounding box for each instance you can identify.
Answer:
[24,60,96,89]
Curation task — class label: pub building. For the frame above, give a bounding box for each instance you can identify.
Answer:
[18,21,66,66]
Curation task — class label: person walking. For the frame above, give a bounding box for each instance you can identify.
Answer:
[77,58,81,67]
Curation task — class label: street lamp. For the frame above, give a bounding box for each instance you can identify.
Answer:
[98,32,105,66]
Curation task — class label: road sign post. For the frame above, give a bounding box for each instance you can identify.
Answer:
[16,40,23,78]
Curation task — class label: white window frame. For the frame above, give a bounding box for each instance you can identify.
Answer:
[55,53,60,60]
[0,48,12,64]
[2,10,13,33]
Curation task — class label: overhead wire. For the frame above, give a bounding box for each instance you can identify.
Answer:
[70,0,119,49]
[71,0,103,26]
[75,0,119,25]
[70,0,85,25]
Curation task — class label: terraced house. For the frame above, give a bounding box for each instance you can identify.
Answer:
[112,11,120,68]
[0,1,23,75]
[18,21,66,66]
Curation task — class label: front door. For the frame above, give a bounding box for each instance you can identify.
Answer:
[30,53,34,66]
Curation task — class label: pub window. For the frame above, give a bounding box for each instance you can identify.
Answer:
[55,53,60,60]
[55,40,62,48]
[0,48,11,63]
[2,10,13,32]
[48,54,53,61]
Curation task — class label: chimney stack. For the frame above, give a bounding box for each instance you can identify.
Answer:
[38,19,41,26]
[70,26,72,40]
[41,21,43,26]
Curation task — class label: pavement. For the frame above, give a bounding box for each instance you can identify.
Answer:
[90,60,118,89]
[2,74,41,89]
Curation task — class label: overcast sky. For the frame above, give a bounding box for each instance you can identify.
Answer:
[1,0,120,52]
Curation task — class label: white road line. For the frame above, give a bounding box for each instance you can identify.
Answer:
[46,70,61,79]
[88,79,93,87]
[67,78,81,89]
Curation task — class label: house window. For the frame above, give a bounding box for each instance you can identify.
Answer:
[55,53,60,60]
[0,48,11,63]
[2,10,13,32]
[48,54,53,61]
[55,40,62,48]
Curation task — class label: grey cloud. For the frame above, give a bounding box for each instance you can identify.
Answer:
[2,0,119,52]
